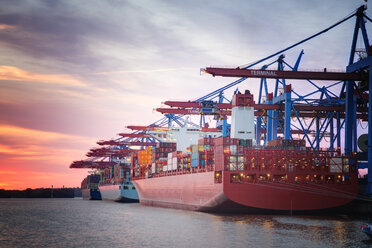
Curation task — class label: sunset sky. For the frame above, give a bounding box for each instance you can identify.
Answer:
[0,0,370,190]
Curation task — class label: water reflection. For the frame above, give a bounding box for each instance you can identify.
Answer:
[207,214,369,247]
[0,199,371,248]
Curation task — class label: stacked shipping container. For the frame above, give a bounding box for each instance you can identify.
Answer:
[214,137,252,171]
[130,135,354,186]
[189,137,215,169]
[268,138,306,149]
[139,147,152,166]
[133,142,177,177]
[213,136,354,185]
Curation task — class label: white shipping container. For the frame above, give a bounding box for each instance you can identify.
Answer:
[172,157,177,170]
[330,158,342,173]
[230,145,237,155]
[231,106,255,140]
[152,163,155,173]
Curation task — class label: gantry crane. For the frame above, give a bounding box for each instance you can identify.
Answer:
[199,5,371,194]
[71,5,372,195]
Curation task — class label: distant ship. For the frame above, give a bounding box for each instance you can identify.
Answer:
[81,174,102,200]
[131,93,358,213]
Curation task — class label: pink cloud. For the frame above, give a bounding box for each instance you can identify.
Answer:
[0,124,95,189]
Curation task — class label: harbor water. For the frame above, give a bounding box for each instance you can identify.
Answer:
[0,198,371,248]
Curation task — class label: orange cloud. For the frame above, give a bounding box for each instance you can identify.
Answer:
[0,170,18,175]
[0,66,86,87]
[0,24,17,30]
[0,124,93,144]
[0,125,95,189]
[0,169,88,190]
[0,182,9,187]
[0,144,40,156]
[0,99,16,105]
[0,137,91,165]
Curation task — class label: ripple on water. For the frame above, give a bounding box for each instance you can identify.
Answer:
[0,198,370,248]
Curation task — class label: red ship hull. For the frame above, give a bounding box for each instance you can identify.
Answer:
[133,171,358,213]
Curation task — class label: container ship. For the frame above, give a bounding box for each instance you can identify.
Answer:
[131,93,358,213]
[74,157,139,202]
[81,174,102,200]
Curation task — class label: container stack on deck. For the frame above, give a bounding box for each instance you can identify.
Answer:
[93,163,127,185]
[133,142,177,177]
[139,147,152,167]
[101,167,112,184]
[212,135,356,185]
[81,174,100,190]
[130,135,338,180]
[167,151,183,171]
[267,138,306,150]
[182,151,191,171]
[189,137,215,170]
[198,137,215,170]
[131,152,139,177]
[214,137,251,172]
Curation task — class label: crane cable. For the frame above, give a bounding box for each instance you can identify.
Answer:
[358,118,368,129]
[239,9,357,69]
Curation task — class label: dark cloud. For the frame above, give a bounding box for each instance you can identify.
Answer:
[0,1,145,71]
[0,0,368,136]
[0,0,215,91]
[0,14,102,70]
[0,0,366,69]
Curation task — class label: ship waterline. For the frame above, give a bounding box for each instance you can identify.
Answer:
[134,170,358,213]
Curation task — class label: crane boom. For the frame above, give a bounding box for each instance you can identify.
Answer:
[203,67,367,81]
[118,133,149,138]
[70,160,117,169]
[96,140,157,147]
[164,101,231,109]
[156,106,368,119]
[160,102,347,111]
[127,125,170,131]
[156,108,231,115]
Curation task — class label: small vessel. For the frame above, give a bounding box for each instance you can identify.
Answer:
[99,183,122,201]
[81,174,102,200]
[99,162,129,201]
[99,165,139,202]
[361,224,372,238]
[120,178,139,203]
[99,180,139,202]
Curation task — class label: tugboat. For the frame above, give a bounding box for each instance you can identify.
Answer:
[361,224,372,238]
[99,177,139,202]
[120,177,139,203]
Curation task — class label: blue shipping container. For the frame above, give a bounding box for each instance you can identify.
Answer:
[191,152,199,160]
[192,159,198,167]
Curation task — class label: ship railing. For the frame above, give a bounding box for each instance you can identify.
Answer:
[135,165,215,179]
